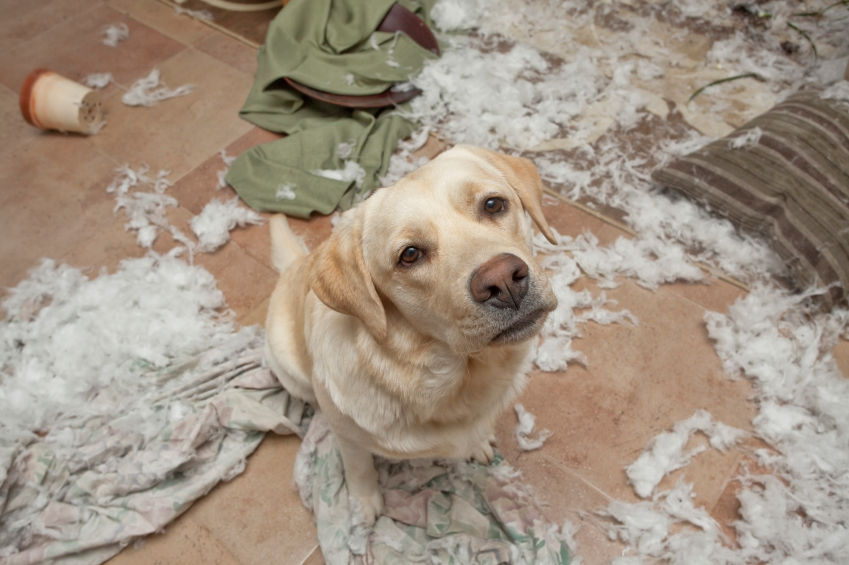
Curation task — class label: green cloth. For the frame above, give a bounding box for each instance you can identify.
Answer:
[226,0,438,219]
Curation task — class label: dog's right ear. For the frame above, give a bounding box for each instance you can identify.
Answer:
[309,212,388,343]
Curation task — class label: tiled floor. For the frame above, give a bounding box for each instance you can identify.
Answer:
[1,2,846,565]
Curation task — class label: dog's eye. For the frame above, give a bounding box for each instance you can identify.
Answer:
[484,197,505,214]
[399,246,422,266]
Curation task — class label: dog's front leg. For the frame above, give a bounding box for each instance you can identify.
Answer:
[336,435,383,524]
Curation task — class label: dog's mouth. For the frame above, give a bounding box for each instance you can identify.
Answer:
[492,309,547,344]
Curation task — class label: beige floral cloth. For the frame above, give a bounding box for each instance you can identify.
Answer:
[0,345,308,565]
[1,341,570,565]
[296,412,572,565]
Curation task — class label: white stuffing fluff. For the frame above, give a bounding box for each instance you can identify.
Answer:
[530,240,639,372]
[820,80,849,106]
[702,285,849,565]
[430,0,494,32]
[513,403,553,451]
[101,23,129,47]
[107,164,194,252]
[728,127,762,150]
[381,127,432,187]
[216,149,236,189]
[311,160,367,189]
[191,198,263,253]
[174,6,214,21]
[602,480,735,565]
[83,72,113,89]
[625,410,748,499]
[535,230,705,291]
[336,141,356,160]
[122,69,194,108]
[0,254,235,443]
[275,183,297,200]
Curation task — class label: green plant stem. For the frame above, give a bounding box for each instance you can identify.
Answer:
[688,73,760,104]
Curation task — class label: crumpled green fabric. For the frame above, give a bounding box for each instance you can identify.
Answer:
[226,0,438,219]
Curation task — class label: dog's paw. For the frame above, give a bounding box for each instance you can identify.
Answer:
[469,434,496,465]
[350,486,384,525]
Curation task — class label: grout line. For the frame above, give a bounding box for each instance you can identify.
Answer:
[154,0,265,49]
[540,452,616,504]
[542,185,752,294]
[295,544,321,565]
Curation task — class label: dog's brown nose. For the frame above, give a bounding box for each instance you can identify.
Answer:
[470,253,529,309]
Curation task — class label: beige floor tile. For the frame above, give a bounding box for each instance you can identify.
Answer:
[185,434,319,565]
[238,296,270,328]
[107,515,242,565]
[664,276,747,315]
[0,0,99,55]
[108,0,216,46]
[0,84,46,159]
[0,133,119,291]
[169,152,278,270]
[499,278,755,508]
[0,4,185,94]
[169,150,235,216]
[142,205,278,318]
[542,198,608,240]
[299,546,325,565]
[195,32,260,76]
[195,241,278,318]
[88,48,253,180]
[488,441,627,565]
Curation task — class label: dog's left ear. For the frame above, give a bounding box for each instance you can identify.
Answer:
[462,146,557,245]
[309,211,388,343]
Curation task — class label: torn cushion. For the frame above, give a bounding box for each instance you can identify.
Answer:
[652,90,849,308]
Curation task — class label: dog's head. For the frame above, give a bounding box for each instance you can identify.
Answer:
[309,145,558,354]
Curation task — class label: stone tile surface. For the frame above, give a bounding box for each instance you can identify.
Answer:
[88,48,253,180]
[108,0,216,46]
[0,4,185,93]
[498,278,756,505]
[107,516,242,565]
[0,0,99,55]
[184,434,319,565]
[195,32,260,76]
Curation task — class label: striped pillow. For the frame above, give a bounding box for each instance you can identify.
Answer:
[652,91,849,308]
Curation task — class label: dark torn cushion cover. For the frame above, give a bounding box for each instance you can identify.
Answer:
[652,91,849,308]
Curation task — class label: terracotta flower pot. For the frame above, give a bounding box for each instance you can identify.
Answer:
[20,69,105,134]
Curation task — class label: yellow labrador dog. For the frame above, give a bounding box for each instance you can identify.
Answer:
[265,145,557,522]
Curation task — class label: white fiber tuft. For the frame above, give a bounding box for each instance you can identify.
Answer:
[107,164,195,253]
[275,183,297,200]
[728,127,763,150]
[83,73,113,89]
[625,410,747,499]
[174,6,214,20]
[102,23,129,47]
[191,198,263,253]
[311,160,367,189]
[122,69,194,108]
[217,149,236,189]
[0,255,233,443]
[513,403,553,451]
